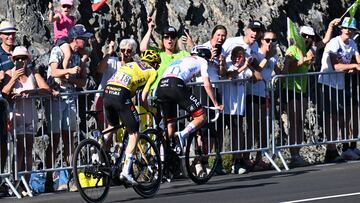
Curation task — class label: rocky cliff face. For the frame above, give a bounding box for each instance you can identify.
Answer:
[0,0,354,74]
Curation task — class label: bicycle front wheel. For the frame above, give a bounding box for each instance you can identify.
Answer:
[132,133,162,198]
[72,139,111,203]
[185,131,220,184]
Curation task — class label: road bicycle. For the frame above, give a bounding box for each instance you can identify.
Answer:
[143,98,221,184]
[72,121,162,203]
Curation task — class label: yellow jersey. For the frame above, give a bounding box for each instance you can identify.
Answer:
[106,62,157,97]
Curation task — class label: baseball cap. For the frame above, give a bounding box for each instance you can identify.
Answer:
[12,46,30,59]
[60,0,74,6]
[339,17,357,30]
[247,20,263,31]
[68,24,93,40]
[162,26,177,36]
[300,26,315,36]
[0,21,17,33]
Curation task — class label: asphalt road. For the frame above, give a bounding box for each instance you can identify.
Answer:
[2,161,360,203]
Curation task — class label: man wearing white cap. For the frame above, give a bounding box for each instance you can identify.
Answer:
[318,17,360,162]
[0,21,17,72]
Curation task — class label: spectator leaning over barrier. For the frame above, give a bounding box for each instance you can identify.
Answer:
[245,31,281,171]
[0,21,17,72]
[318,17,360,162]
[140,17,193,96]
[1,46,55,184]
[94,39,139,129]
[222,20,264,174]
[45,24,91,192]
[282,24,316,167]
[194,25,227,175]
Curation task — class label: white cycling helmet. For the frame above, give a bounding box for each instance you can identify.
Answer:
[190,45,212,60]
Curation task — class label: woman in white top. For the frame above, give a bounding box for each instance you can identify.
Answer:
[2,46,54,181]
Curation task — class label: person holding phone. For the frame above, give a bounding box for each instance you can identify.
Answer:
[1,46,55,184]
[140,17,194,96]
[194,25,228,175]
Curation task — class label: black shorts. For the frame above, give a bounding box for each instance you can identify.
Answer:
[103,86,139,134]
[156,77,203,118]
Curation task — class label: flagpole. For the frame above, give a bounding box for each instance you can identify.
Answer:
[340,2,356,20]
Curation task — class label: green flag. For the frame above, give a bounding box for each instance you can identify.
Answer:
[287,17,306,54]
[349,0,360,26]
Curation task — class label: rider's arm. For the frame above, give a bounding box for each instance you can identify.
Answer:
[202,76,219,107]
[141,69,157,110]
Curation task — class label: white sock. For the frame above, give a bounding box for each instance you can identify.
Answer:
[122,153,134,175]
[179,123,196,138]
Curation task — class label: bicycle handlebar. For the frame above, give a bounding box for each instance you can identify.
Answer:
[203,106,220,123]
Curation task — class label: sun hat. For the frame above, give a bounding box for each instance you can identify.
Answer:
[300,26,315,36]
[60,0,74,6]
[12,46,30,59]
[0,21,17,33]
[68,24,93,39]
[339,17,357,30]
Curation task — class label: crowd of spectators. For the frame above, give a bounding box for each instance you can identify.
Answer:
[0,0,360,196]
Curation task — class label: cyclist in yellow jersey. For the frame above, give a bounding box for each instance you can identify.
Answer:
[102,50,161,185]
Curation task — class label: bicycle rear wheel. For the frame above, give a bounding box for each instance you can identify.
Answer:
[72,139,111,203]
[132,133,162,198]
[185,130,220,184]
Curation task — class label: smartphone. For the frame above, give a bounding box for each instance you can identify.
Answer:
[15,61,24,70]
[215,43,222,57]
[183,27,189,36]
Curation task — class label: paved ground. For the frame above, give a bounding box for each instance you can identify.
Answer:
[2,161,360,203]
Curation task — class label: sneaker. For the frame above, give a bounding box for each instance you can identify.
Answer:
[324,150,345,163]
[341,149,360,160]
[231,164,246,175]
[290,156,308,167]
[120,172,138,186]
[195,163,206,177]
[352,148,360,156]
[57,184,68,191]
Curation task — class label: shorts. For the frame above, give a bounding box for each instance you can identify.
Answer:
[155,77,203,119]
[103,86,139,134]
[46,97,77,134]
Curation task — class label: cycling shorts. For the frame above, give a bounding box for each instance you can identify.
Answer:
[103,85,139,134]
[156,77,204,119]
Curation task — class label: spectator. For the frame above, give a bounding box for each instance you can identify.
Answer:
[0,70,7,176]
[318,17,360,162]
[1,46,53,183]
[0,21,17,72]
[222,20,263,174]
[140,17,194,95]
[45,24,91,191]
[94,38,139,129]
[245,31,281,171]
[222,46,254,174]
[194,25,227,175]
[48,0,76,75]
[0,20,17,184]
[282,24,317,167]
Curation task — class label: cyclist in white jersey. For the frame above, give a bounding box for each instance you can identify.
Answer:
[156,45,224,148]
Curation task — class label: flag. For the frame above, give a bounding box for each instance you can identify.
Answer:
[349,0,360,26]
[287,17,306,54]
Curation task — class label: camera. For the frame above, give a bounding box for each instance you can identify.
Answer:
[214,43,222,57]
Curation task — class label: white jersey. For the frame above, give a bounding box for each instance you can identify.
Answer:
[318,36,359,89]
[222,36,259,63]
[161,55,209,83]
